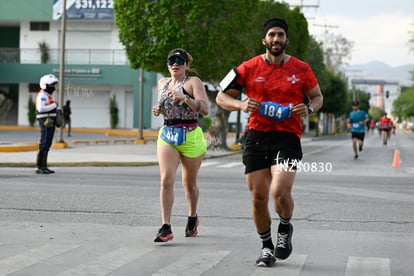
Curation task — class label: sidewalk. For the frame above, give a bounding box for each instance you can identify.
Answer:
[0,126,240,167]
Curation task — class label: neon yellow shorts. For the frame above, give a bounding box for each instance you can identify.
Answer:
[157,126,207,158]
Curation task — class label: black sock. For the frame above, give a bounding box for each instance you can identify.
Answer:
[278,216,291,232]
[259,229,274,250]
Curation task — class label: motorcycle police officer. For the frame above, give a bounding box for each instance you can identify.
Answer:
[35,74,59,174]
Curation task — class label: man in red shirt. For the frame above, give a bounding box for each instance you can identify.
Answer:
[217,18,323,267]
[380,113,393,145]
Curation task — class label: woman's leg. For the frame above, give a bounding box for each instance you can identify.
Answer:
[157,144,181,225]
[180,154,204,217]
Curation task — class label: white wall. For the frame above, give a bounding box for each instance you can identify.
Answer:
[15,18,156,129]
[16,19,136,128]
[124,91,133,128]
[17,83,32,126]
[19,20,126,64]
[151,74,163,129]
[18,83,138,129]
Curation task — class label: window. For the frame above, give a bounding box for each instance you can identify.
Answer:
[30,22,50,31]
[29,83,40,92]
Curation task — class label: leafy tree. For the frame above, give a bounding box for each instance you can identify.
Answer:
[306,36,328,88]
[114,0,313,149]
[27,96,36,127]
[304,36,328,136]
[320,69,348,116]
[316,69,348,135]
[207,1,310,149]
[249,2,309,59]
[109,95,119,129]
[115,0,259,149]
[209,2,312,149]
[114,0,255,81]
[392,88,414,120]
[369,106,383,121]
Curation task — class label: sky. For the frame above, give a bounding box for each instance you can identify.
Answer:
[282,0,414,67]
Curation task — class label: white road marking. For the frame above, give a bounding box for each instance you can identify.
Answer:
[57,246,154,276]
[250,254,307,276]
[345,256,390,276]
[153,250,230,276]
[0,244,80,275]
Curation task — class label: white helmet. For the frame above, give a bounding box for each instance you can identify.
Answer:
[39,74,58,89]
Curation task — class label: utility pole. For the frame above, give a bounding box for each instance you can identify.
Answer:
[313,23,339,67]
[57,0,67,146]
[288,0,319,9]
[134,68,146,144]
[288,0,319,20]
[313,23,339,40]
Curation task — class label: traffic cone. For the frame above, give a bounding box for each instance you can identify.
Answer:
[392,149,400,168]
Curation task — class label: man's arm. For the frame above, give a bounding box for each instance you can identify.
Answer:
[216,89,242,111]
[291,84,323,117]
[364,113,369,124]
[305,84,323,113]
[216,89,261,113]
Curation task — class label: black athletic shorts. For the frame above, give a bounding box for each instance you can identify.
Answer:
[351,132,365,141]
[242,129,303,174]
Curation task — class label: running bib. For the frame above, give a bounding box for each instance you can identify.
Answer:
[352,123,360,128]
[161,126,187,145]
[258,102,293,122]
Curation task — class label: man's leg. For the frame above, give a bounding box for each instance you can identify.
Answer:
[246,169,275,267]
[358,133,365,152]
[36,120,49,174]
[352,137,358,158]
[68,119,71,136]
[271,165,296,260]
[43,126,55,173]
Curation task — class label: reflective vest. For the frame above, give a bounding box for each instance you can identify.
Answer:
[36,90,57,119]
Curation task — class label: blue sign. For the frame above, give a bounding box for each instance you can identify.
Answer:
[53,0,114,20]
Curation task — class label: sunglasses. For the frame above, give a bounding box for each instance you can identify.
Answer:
[167,57,186,66]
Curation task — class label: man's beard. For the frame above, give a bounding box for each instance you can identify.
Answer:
[266,41,287,57]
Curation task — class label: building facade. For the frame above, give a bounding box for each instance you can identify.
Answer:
[0,0,159,129]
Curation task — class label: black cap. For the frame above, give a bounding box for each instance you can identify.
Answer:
[167,48,188,63]
[352,101,359,106]
[263,18,289,38]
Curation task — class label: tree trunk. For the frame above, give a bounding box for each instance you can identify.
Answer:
[205,86,231,151]
[207,106,230,150]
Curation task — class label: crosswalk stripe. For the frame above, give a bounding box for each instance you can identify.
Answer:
[56,246,154,276]
[217,162,241,168]
[153,250,230,276]
[0,244,80,275]
[345,256,390,276]
[201,161,220,168]
[250,254,307,276]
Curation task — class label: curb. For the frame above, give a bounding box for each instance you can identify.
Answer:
[0,143,39,152]
[0,161,159,168]
[0,125,239,152]
[0,151,241,168]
